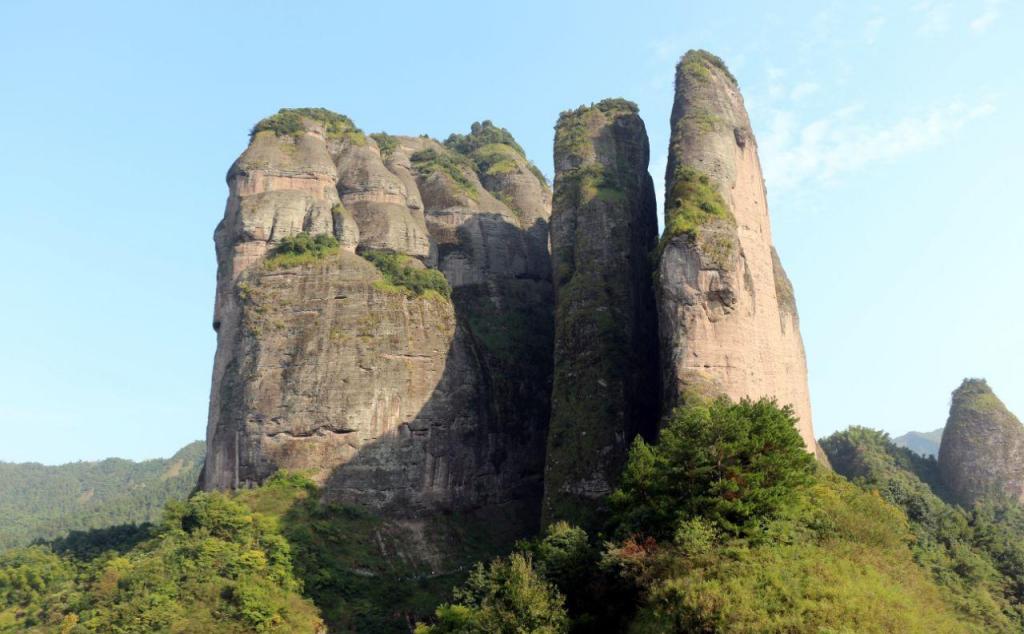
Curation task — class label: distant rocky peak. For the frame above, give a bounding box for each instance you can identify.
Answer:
[939,378,1024,507]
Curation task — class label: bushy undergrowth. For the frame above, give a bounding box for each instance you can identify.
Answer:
[822,427,1024,630]
[0,477,323,632]
[419,398,1014,633]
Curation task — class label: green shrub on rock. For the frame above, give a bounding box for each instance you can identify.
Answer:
[264,232,339,269]
[361,249,451,299]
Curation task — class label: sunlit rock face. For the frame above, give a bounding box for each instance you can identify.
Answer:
[204,112,553,522]
[656,50,818,455]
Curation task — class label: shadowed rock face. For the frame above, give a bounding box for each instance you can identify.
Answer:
[542,100,660,527]
[656,50,818,454]
[204,111,552,523]
[939,379,1024,507]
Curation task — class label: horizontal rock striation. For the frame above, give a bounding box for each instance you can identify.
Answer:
[204,110,552,522]
[542,99,660,526]
[656,50,818,454]
[939,379,1024,507]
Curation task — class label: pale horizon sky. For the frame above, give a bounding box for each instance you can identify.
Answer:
[1,0,1021,464]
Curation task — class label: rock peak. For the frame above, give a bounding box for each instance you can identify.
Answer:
[542,98,659,527]
[939,378,1024,507]
[656,50,819,456]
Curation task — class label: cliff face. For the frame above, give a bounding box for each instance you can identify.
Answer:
[542,100,660,526]
[656,51,817,453]
[938,379,1024,507]
[204,111,552,522]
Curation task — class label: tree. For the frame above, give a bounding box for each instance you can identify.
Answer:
[416,553,568,633]
[609,397,815,539]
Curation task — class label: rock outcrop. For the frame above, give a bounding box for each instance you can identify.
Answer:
[542,99,660,526]
[204,110,552,525]
[656,50,817,453]
[938,379,1024,507]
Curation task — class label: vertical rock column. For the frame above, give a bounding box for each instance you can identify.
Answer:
[656,50,818,453]
[939,379,1024,507]
[542,99,660,527]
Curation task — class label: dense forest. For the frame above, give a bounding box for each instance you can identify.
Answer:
[3,401,1024,632]
[0,443,204,551]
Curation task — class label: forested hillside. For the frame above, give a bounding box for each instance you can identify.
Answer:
[0,443,204,551]
[6,402,1024,632]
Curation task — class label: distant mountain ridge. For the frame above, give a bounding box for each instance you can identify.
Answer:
[0,441,204,550]
[893,428,944,457]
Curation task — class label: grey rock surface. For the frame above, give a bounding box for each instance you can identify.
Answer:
[542,99,660,527]
[939,379,1024,507]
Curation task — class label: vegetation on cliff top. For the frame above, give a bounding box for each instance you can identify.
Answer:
[250,107,366,145]
[445,121,549,187]
[370,132,399,161]
[679,49,738,86]
[410,147,480,201]
[445,121,525,157]
[361,249,451,300]
[264,232,339,270]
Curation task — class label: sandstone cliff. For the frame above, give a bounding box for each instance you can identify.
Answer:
[656,51,817,453]
[204,110,552,525]
[542,99,660,526]
[938,379,1024,507]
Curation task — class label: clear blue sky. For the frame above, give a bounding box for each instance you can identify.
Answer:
[1,1,1021,464]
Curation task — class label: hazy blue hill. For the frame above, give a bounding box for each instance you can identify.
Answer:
[0,442,204,550]
[893,428,944,457]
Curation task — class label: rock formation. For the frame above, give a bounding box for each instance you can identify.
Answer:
[203,110,552,524]
[204,50,824,532]
[542,99,660,526]
[938,379,1024,507]
[656,50,818,454]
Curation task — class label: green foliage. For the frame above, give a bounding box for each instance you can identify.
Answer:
[0,442,204,552]
[444,120,525,157]
[470,143,519,176]
[0,485,323,633]
[416,553,568,634]
[371,132,399,161]
[658,165,733,257]
[679,49,738,85]
[609,398,816,539]
[264,232,339,269]
[250,107,366,144]
[411,147,480,200]
[822,427,1024,630]
[361,249,451,299]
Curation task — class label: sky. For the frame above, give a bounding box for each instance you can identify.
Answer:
[0,0,1021,464]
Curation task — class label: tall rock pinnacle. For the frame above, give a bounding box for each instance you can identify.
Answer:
[939,379,1024,507]
[543,99,660,526]
[204,110,553,527]
[656,51,817,453]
